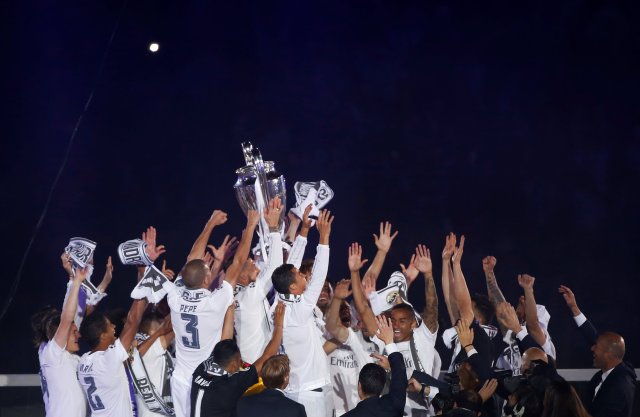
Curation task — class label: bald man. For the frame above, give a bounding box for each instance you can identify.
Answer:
[520,347,547,375]
[559,285,636,417]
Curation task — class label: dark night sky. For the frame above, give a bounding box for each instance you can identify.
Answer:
[1,0,639,373]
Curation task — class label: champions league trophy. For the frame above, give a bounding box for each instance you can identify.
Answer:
[234,142,286,257]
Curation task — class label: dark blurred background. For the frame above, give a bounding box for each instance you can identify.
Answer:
[1,0,639,375]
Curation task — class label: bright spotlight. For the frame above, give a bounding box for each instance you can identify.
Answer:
[149,43,159,52]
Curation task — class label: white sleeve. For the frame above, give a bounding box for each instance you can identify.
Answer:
[416,321,438,346]
[257,232,283,296]
[301,245,330,308]
[106,339,129,366]
[345,329,374,370]
[40,342,64,367]
[288,235,308,269]
[573,313,587,327]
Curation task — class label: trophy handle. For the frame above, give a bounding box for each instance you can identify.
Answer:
[251,147,271,204]
[241,142,254,166]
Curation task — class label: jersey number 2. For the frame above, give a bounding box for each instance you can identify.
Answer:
[181,313,200,349]
[84,376,105,411]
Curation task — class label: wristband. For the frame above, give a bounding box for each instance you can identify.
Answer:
[419,383,426,396]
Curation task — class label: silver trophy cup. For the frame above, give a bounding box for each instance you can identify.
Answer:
[234,142,286,225]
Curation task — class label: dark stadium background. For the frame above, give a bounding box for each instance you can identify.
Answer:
[1,0,639,374]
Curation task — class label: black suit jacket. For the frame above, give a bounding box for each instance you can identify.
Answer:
[577,318,637,417]
[586,362,636,417]
[233,388,306,417]
[343,351,407,417]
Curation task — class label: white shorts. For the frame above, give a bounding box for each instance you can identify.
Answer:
[170,375,191,417]
[286,386,333,417]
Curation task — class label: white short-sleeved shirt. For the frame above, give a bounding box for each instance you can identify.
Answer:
[136,339,170,417]
[39,341,87,417]
[167,280,234,382]
[328,328,372,415]
[377,322,438,417]
[77,339,133,417]
[235,232,282,363]
[271,244,331,392]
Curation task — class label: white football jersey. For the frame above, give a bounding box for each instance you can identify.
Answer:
[271,244,330,392]
[77,339,134,417]
[166,280,234,381]
[39,341,87,417]
[327,328,372,415]
[235,232,283,363]
[136,339,170,417]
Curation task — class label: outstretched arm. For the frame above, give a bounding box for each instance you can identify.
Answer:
[54,265,88,348]
[451,234,473,324]
[365,222,398,285]
[482,256,507,332]
[224,209,261,287]
[348,243,378,335]
[558,285,597,345]
[187,210,228,262]
[301,209,333,305]
[518,274,546,347]
[325,279,352,343]
[414,245,438,333]
[441,234,457,326]
[255,303,285,374]
[137,315,173,356]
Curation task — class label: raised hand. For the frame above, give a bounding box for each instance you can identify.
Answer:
[334,279,352,300]
[75,265,90,283]
[361,274,376,299]
[414,244,432,276]
[558,285,581,316]
[373,221,398,253]
[105,256,113,276]
[247,209,260,229]
[518,274,535,290]
[442,233,455,261]
[161,260,176,280]
[207,235,238,262]
[479,379,498,403]
[61,252,74,276]
[406,378,423,393]
[348,243,369,272]
[264,197,283,231]
[143,226,166,262]
[209,210,228,226]
[455,317,474,347]
[496,302,521,333]
[375,314,394,345]
[316,209,334,245]
[301,204,313,229]
[452,234,465,265]
[371,353,390,371]
[482,256,497,274]
[399,254,419,284]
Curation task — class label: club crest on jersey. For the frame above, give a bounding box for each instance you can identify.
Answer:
[386,290,399,304]
[180,290,206,302]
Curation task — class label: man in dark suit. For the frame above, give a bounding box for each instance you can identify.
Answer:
[559,285,636,417]
[342,348,407,417]
[234,354,306,417]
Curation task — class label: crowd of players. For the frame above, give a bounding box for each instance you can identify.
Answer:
[32,197,636,417]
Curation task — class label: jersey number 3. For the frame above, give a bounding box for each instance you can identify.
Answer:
[84,376,105,411]
[181,313,200,349]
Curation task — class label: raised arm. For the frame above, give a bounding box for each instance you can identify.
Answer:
[287,205,312,269]
[348,243,378,336]
[325,279,352,343]
[137,315,173,356]
[96,256,113,293]
[441,235,458,326]
[518,274,546,347]
[483,256,507,332]
[365,222,398,285]
[54,265,88,348]
[221,304,235,341]
[187,210,228,262]
[558,285,597,345]
[414,245,438,333]
[285,210,302,243]
[301,209,332,305]
[254,302,285,374]
[451,234,473,324]
[224,209,260,287]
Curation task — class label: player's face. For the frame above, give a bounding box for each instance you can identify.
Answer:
[317,281,332,308]
[103,318,117,345]
[290,267,307,295]
[390,309,415,342]
[339,301,352,327]
[66,323,80,353]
